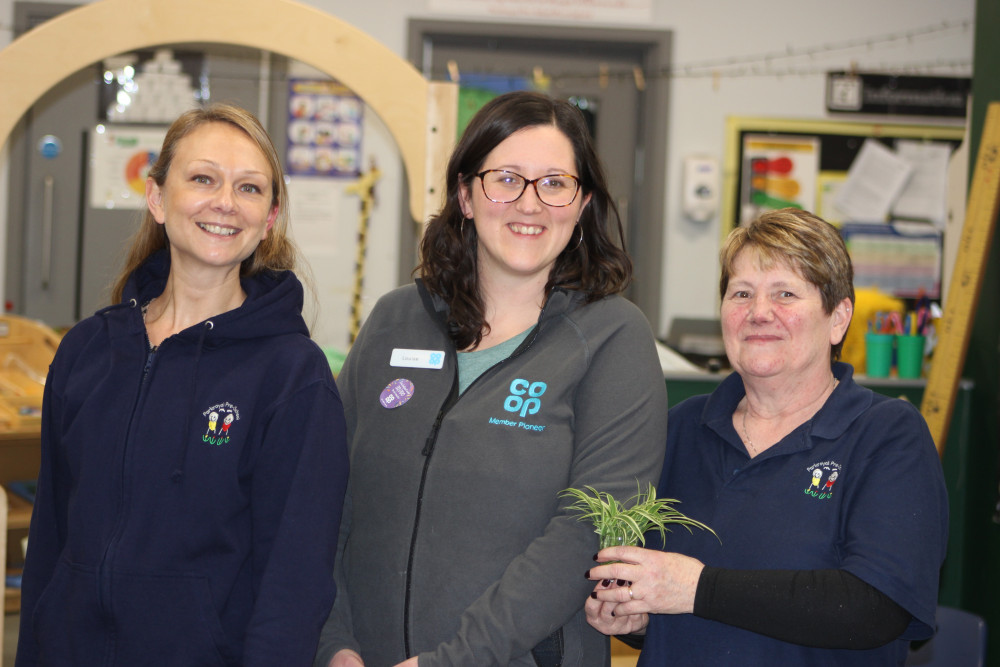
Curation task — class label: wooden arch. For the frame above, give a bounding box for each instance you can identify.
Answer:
[0,0,456,223]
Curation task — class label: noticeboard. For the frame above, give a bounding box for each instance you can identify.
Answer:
[721,116,965,237]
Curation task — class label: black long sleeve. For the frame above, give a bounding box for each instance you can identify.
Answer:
[693,567,912,649]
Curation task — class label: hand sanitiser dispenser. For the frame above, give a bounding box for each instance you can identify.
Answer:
[682,155,720,223]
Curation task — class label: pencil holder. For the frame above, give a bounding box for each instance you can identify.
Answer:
[864,332,893,378]
[895,334,926,379]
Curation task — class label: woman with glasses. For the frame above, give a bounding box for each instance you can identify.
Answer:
[316,90,667,667]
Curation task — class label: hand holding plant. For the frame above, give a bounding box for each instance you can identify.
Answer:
[561,482,717,549]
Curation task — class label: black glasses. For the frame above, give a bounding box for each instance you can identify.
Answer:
[476,169,581,207]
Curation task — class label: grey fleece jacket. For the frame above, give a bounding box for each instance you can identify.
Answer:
[315,281,667,667]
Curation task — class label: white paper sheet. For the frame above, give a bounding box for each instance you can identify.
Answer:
[832,138,913,223]
[891,140,953,229]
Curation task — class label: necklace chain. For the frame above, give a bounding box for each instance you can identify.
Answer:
[142,297,157,322]
[741,376,839,458]
[741,409,757,456]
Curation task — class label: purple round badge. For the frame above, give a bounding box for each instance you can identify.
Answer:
[380,378,415,409]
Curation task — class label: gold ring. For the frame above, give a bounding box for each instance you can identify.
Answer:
[627,586,634,600]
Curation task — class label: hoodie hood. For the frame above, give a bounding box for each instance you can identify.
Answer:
[119,249,309,343]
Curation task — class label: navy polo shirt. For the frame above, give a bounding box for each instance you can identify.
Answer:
[639,363,948,666]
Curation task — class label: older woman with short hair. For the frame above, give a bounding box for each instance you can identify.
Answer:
[585,208,948,666]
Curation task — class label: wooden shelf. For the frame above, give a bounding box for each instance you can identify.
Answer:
[2,431,40,620]
[6,488,31,531]
[0,315,58,622]
[4,485,31,615]
[5,571,21,614]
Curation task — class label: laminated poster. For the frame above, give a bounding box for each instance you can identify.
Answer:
[89,126,166,209]
[287,79,363,178]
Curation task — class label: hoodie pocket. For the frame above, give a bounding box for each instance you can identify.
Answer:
[31,560,108,663]
[110,571,235,666]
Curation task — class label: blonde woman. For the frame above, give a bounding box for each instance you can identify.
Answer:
[18,104,348,666]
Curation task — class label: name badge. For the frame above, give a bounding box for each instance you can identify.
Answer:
[390,348,444,370]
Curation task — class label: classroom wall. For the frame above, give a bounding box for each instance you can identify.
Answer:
[0,0,975,341]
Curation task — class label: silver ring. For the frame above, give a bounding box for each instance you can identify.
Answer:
[627,586,634,600]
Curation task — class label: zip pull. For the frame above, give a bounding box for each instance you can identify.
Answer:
[422,410,445,456]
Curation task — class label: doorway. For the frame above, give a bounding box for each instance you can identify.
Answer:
[407,20,671,329]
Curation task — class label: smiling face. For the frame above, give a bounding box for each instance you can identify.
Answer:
[146,121,278,281]
[458,124,591,291]
[721,249,851,384]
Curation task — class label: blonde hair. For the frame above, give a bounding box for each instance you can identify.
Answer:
[110,104,295,303]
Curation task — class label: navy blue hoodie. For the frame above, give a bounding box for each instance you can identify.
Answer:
[17,251,349,667]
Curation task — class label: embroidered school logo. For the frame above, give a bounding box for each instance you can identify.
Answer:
[202,402,241,446]
[804,460,841,499]
[503,378,547,418]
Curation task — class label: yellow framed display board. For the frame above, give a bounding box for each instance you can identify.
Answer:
[722,116,965,237]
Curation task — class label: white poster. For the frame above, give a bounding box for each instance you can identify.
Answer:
[89,126,166,209]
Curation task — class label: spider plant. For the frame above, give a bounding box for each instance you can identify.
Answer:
[561,482,717,549]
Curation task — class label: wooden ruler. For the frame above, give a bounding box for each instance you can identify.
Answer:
[921,101,1000,456]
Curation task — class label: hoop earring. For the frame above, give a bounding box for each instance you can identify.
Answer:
[570,223,584,252]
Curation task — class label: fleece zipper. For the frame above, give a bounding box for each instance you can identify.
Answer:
[401,324,540,658]
[95,337,160,635]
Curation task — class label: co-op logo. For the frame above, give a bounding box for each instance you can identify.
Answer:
[504,378,547,417]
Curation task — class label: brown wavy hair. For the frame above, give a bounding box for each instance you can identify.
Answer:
[110,103,296,303]
[418,91,632,350]
[719,208,855,361]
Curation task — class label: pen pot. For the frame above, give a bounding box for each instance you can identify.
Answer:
[895,334,926,379]
[864,332,894,378]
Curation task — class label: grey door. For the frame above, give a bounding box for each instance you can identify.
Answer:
[5,66,99,328]
[6,1,132,327]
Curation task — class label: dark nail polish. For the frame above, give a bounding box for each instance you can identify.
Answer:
[590,591,597,599]
[617,579,627,586]
[611,611,616,617]
[601,579,611,587]
[593,553,599,561]
[627,581,633,586]
[584,569,590,579]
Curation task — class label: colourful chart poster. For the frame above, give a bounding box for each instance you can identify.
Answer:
[842,222,941,299]
[739,134,820,225]
[287,79,363,178]
[89,126,166,209]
